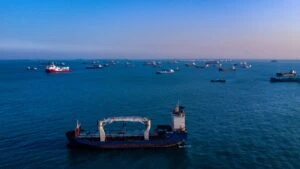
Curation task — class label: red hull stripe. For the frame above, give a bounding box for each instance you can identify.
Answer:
[46,69,71,73]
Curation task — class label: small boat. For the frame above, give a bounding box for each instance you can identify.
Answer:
[276,69,297,77]
[66,103,187,149]
[210,79,226,83]
[156,69,175,74]
[45,63,70,73]
[86,64,103,69]
[270,77,300,82]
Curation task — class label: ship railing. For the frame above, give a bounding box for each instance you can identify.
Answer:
[77,133,99,138]
[78,129,145,138]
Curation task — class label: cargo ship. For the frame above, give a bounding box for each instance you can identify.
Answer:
[45,63,70,73]
[66,104,187,149]
[276,69,297,77]
[270,69,300,82]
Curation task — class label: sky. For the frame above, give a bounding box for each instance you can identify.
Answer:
[0,0,300,59]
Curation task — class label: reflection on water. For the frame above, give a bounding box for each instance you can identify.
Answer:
[1,60,300,169]
[67,148,191,169]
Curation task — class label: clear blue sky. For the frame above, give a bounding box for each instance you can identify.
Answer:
[0,0,299,59]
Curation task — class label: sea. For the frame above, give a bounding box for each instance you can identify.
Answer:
[0,60,300,169]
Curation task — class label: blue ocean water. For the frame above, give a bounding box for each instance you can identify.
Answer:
[0,60,300,169]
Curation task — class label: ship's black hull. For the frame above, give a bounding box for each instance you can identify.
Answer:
[66,131,187,149]
[270,77,300,82]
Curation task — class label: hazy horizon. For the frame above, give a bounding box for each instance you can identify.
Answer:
[1,0,300,60]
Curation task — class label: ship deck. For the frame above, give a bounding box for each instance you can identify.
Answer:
[77,134,169,142]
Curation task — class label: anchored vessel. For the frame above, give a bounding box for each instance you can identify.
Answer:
[45,63,70,73]
[276,69,297,77]
[156,69,175,74]
[270,69,300,82]
[66,104,187,149]
[86,64,103,69]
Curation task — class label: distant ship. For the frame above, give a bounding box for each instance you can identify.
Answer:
[45,63,70,73]
[195,64,209,69]
[276,69,297,77]
[185,62,197,67]
[143,61,161,67]
[271,69,299,82]
[86,64,103,69]
[156,69,175,74]
[239,61,252,69]
[66,103,187,149]
[219,66,236,72]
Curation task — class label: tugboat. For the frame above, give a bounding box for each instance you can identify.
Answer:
[45,63,70,73]
[66,104,187,149]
